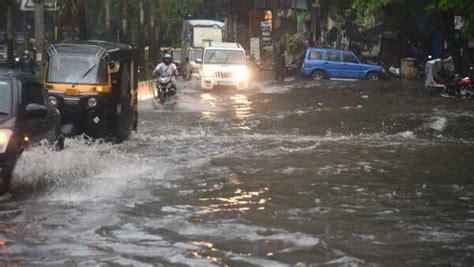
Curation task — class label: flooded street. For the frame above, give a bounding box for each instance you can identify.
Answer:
[1,79,474,266]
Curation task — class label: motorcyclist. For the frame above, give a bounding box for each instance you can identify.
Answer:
[153,53,178,90]
[17,50,36,74]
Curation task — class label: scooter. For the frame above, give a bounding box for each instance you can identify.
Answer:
[156,72,176,103]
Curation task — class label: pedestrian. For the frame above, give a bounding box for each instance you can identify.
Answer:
[17,50,36,74]
[327,27,339,48]
[275,51,286,82]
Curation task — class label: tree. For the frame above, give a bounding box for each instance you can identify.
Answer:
[351,0,474,38]
[0,0,15,68]
[34,0,45,61]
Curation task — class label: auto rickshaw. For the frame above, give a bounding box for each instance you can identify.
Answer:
[45,41,139,141]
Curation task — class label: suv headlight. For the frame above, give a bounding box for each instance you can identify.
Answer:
[236,68,249,81]
[0,129,13,154]
[202,69,214,77]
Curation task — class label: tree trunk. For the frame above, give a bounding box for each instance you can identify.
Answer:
[34,0,45,62]
[149,2,157,64]
[77,0,87,40]
[6,0,15,69]
[105,0,111,40]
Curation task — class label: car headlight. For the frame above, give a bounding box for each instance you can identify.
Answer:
[236,68,249,81]
[48,96,58,106]
[0,129,13,154]
[87,97,98,108]
[202,69,214,77]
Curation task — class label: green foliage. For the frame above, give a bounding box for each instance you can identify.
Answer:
[288,33,306,60]
[297,12,310,24]
[350,0,474,37]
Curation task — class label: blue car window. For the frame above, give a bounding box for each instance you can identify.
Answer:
[327,51,340,62]
[308,50,323,60]
[343,52,359,63]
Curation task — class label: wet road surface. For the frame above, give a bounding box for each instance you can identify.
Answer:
[1,79,474,266]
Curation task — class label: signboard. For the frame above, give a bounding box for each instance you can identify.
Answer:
[20,0,58,11]
[454,16,464,31]
[250,37,261,64]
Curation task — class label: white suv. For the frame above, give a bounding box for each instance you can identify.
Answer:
[197,42,249,90]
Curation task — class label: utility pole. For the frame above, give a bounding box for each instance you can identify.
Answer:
[34,0,45,62]
[77,0,87,40]
[6,0,15,69]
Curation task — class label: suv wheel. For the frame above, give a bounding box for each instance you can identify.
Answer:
[367,73,381,81]
[312,70,326,81]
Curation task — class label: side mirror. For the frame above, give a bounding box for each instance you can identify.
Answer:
[109,61,120,73]
[25,103,47,119]
[195,58,202,64]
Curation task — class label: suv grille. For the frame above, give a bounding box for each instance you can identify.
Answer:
[215,71,233,79]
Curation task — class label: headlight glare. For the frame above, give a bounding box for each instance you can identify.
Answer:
[0,129,13,154]
[236,68,249,81]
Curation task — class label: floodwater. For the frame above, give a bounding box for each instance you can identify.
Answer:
[1,78,473,266]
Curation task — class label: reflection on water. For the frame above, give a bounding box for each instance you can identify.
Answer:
[200,93,219,121]
[231,94,254,130]
[3,80,474,266]
[199,185,269,213]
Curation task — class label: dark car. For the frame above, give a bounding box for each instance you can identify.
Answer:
[0,44,7,64]
[0,68,62,193]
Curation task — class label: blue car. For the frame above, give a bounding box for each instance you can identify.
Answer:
[301,48,385,81]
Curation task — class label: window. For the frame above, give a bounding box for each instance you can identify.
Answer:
[190,49,203,62]
[21,81,45,106]
[47,55,108,85]
[327,51,340,62]
[343,52,359,63]
[308,51,323,60]
[204,50,245,65]
[0,80,12,115]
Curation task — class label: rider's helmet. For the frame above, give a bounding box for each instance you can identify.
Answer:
[22,50,31,58]
[163,53,173,65]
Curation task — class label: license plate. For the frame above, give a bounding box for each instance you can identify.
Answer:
[65,88,80,96]
[218,81,234,86]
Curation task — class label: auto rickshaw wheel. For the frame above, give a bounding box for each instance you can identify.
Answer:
[114,64,133,143]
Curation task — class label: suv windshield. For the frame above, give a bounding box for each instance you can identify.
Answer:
[47,55,108,85]
[0,80,12,115]
[204,50,245,65]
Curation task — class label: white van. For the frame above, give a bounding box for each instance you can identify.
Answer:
[197,42,249,90]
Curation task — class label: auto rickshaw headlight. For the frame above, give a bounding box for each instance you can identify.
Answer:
[87,97,98,108]
[48,96,58,106]
[0,129,13,154]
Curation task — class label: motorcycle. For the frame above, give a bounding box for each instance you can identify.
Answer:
[156,72,176,103]
[427,64,474,98]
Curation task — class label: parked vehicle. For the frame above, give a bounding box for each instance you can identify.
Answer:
[0,44,7,64]
[181,20,226,80]
[45,41,139,141]
[301,48,386,81]
[197,42,249,90]
[426,60,474,98]
[0,68,63,193]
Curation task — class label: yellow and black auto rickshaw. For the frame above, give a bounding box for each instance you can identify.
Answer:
[45,41,139,141]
